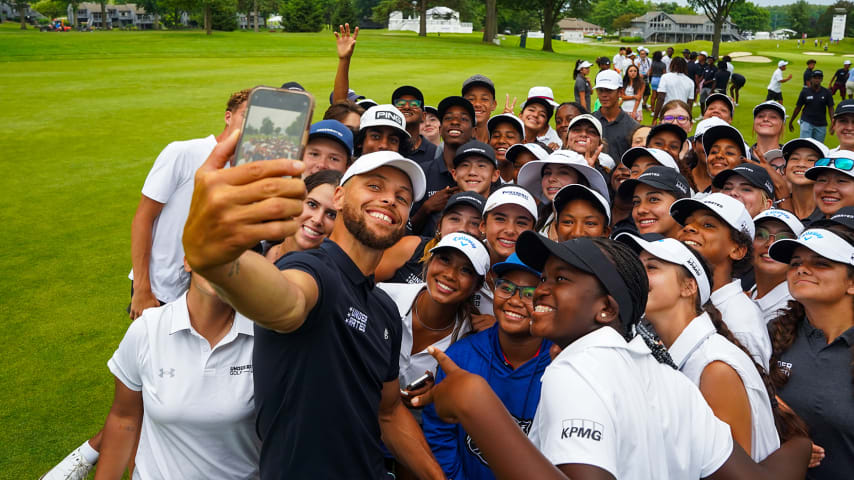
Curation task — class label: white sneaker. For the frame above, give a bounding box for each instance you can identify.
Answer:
[40,448,94,480]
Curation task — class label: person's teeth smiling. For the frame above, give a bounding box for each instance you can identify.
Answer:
[369,211,393,224]
[436,280,456,294]
[534,305,555,312]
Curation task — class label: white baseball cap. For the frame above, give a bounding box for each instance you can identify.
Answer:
[598,152,616,171]
[429,232,491,276]
[505,143,550,164]
[484,185,538,221]
[525,86,559,107]
[805,149,854,180]
[693,116,729,138]
[359,104,411,138]
[778,60,789,68]
[616,233,711,305]
[579,60,593,69]
[782,137,829,160]
[620,147,679,172]
[699,51,709,57]
[769,228,854,266]
[670,192,755,239]
[753,209,805,237]
[340,151,426,202]
[516,150,609,202]
[594,70,622,90]
[567,114,603,137]
[845,60,852,66]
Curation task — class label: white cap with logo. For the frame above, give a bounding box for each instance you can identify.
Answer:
[360,104,411,138]
[769,228,854,266]
[753,209,805,237]
[340,150,426,202]
[670,192,755,239]
[484,186,538,221]
[429,232,491,276]
[594,70,622,90]
[778,60,789,68]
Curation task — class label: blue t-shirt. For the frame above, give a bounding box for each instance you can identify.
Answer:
[254,239,402,479]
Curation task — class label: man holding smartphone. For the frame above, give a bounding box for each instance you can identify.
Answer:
[182,136,445,479]
[128,88,249,319]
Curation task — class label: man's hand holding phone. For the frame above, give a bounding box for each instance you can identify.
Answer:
[183,129,307,276]
[400,371,435,409]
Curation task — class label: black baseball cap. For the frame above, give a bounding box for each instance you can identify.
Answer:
[453,140,497,167]
[424,105,439,118]
[596,56,611,66]
[682,48,690,53]
[487,113,525,138]
[438,96,477,126]
[811,206,854,230]
[281,81,305,91]
[834,99,854,118]
[712,163,775,197]
[812,69,824,78]
[617,165,691,201]
[391,85,424,105]
[704,93,734,115]
[647,122,687,145]
[462,74,496,98]
[702,124,747,158]
[442,191,486,216]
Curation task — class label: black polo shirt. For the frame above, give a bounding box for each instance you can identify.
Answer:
[255,239,402,479]
[832,67,849,85]
[777,321,854,479]
[409,145,457,236]
[388,236,430,284]
[803,68,814,85]
[701,64,717,89]
[593,109,639,162]
[796,86,834,126]
[407,134,438,166]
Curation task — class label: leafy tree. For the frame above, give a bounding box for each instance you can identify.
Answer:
[31,0,65,19]
[612,12,634,31]
[260,117,275,135]
[282,0,324,31]
[211,0,237,30]
[286,114,307,136]
[331,0,356,27]
[590,0,647,33]
[539,0,574,51]
[787,0,812,37]
[817,1,854,38]
[687,0,742,58]
[729,0,768,32]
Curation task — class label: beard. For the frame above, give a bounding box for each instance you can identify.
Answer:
[341,202,405,250]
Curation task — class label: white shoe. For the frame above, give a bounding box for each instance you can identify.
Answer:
[40,448,94,480]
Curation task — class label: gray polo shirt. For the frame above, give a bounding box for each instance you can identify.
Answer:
[777,320,854,479]
[593,109,639,162]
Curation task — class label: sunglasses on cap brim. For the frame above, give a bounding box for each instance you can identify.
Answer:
[815,157,854,171]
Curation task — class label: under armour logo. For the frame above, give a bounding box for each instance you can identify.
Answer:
[158,368,175,378]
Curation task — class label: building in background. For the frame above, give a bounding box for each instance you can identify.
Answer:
[627,11,743,43]
[388,7,473,34]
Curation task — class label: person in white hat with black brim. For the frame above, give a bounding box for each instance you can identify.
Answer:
[766,60,793,103]
[748,209,805,323]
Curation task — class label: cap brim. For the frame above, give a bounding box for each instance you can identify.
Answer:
[522,98,555,119]
[344,155,427,202]
[616,176,684,201]
[702,125,747,157]
[310,132,353,158]
[552,184,611,222]
[649,123,688,144]
[438,97,477,126]
[392,86,424,104]
[492,260,540,278]
[805,165,854,181]
[669,197,710,226]
[516,231,589,274]
[487,115,524,138]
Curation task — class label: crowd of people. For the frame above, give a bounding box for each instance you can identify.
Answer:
[41,25,854,480]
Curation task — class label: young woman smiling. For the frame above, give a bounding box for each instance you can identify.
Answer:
[805,150,854,219]
[620,64,645,122]
[564,114,614,170]
[617,233,782,461]
[751,102,786,159]
[617,165,691,238]
[422,253,552,480]
[703,124,749,183]
[782,138,829,220]
[555,102,587,146]
[411,233,811,480]
[670,193,772,368]
[553,184,611,241]
[264,170,342,263]
[749,209,804,323]
[768,225,854,479]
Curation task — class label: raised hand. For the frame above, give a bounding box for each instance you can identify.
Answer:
[503,93,517,114]
[182,130,306,275]
[335,23,359,60]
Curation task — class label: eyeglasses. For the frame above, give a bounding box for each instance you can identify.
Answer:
[756,227,796,243]
[815,157,854,171]
[494,278,536,303]
[663,115,690,123]
[394,99,423,108]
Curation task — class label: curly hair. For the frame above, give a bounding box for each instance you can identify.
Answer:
[729,228,754,278]
[226,88,252,112]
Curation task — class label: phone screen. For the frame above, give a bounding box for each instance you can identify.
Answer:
[233,87,314,167]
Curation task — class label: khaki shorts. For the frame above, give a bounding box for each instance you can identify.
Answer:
[847,80,854,96]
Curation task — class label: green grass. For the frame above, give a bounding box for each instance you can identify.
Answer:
[1,22,852,476]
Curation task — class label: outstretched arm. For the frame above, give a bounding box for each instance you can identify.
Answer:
[333,24,358,104]
[182,130,319,332]
[93,378,143,480]
[708,437,811,480]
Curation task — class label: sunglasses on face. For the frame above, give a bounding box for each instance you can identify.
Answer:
[755,227,796,243]
[494,278,536,303]
[394,99,423,108]
[815,157,854,171]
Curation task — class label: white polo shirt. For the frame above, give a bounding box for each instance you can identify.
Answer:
[538,127,563,148]
[657,72,696,103]
[767,69,784,93]
[108,293,260,479]
[528,327,733,479]
[749,281,793,324]
[378,283,472,389]
[711,280,772,369]
[669,312,780,461]
[473,282,494,317]
[128,135,217,303]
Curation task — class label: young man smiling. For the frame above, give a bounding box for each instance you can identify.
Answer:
[392,85,437,165]
[592,69,639,161]
[451,139,500,197]
[182,136,445,479]
[462,74,498,143]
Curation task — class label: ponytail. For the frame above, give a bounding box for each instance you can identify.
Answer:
[573,59,583,79]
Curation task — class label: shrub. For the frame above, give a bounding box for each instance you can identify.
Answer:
[619,36,643,43]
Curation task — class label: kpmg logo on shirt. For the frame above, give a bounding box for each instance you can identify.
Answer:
[467,415,532,465]
[345,306,368,333]
[230,364,253,375]
[561,418,603,441]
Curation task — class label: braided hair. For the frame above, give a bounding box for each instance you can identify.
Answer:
[680,244,810,442]
[769,225,854,401]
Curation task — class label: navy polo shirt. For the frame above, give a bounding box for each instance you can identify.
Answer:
[796,86,834,126]
[777,321,854,479]
[254,239,402,479]
[407,134,438,166]
[409,146,457,236]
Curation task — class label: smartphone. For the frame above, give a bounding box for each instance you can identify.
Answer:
[233,86,315,167]
[405,373,432,391]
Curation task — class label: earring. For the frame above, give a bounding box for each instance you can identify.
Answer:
[600,313,607,318]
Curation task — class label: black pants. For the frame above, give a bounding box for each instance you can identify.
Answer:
[766,89,783,102]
